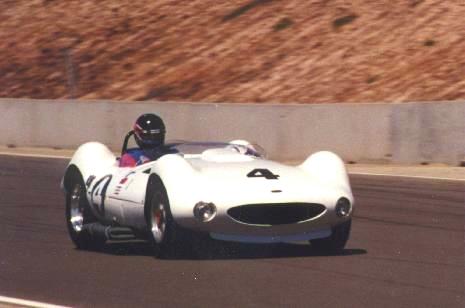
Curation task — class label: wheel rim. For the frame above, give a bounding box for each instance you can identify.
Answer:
[69,185,84,233]
[150,194,166,244]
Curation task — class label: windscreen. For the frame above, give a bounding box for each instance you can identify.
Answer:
[166,142,266,158]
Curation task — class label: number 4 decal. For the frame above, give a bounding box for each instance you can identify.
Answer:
[247,169,280,180]
[91,174,112,215]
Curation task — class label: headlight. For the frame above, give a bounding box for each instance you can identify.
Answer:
[193,202,217,222]
[335,197,351,217]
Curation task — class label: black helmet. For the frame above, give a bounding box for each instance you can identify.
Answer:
[133,113,166,149]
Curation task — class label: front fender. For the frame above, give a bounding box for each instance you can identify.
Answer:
[150,154,202,221]
[299,151,353,202]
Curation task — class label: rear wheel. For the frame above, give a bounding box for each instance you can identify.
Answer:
[310,219,351,254]
[65,173,105,250]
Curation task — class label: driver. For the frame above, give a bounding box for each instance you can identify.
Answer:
[120,113,169,167]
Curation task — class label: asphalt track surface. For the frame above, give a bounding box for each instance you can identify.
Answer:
[0,156,463,307]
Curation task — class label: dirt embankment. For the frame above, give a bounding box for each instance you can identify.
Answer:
[0,0,464,103]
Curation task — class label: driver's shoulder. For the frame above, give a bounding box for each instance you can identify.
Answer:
[125,148,144,155]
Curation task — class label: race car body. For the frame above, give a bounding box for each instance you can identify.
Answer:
[61,140,354,256]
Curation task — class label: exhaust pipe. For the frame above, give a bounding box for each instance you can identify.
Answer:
[82,223,136,241]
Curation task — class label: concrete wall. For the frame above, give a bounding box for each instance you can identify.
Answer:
[0,98,464,165]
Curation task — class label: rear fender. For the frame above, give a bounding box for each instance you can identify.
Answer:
[62,142,117,193]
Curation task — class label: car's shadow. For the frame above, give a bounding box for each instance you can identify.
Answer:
[98,240,367,260]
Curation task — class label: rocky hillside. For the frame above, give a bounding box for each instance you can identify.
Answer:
[0,0,464,103]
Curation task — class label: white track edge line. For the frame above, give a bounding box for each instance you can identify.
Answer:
[0,295,70,308]
[0,152,71,159]
[350,172,465,182]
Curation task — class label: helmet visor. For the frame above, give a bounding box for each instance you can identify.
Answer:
[135,128,164,145]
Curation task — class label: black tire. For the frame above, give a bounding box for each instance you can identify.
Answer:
[310,219,352,254]
[144,175,180,258]
[65,172,106,250]
[188,232,217,259]
[145,175,219,259]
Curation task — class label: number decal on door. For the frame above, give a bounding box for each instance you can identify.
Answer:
[247,169,280,180]
[91,174,112,215]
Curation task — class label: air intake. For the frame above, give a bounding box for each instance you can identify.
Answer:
[227,203,326,225]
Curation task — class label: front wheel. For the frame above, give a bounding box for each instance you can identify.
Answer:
[65,174,105,250]
[145,176,179,258]
[310,219,351,254]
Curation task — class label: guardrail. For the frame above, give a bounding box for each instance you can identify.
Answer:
[0,98,463,165]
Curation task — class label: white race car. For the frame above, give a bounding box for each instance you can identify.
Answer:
[61,137,354,257]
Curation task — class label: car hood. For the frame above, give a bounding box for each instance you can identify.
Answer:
[153,151,352,222]
[184,156,340,206]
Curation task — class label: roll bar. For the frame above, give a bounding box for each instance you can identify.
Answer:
[121,130,135,156]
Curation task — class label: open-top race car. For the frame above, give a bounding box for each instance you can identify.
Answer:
[61,135,354,257]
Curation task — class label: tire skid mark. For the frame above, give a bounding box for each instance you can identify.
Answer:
[355,189,465,205]
[0,218,63,233]
[365,255,462,269]
[353,195,465,217]
[260,259,463,295]
[353,215,463,232]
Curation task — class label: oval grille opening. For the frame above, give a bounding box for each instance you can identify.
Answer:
[227,203,326,225]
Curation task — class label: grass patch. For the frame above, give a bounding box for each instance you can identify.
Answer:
[409,0,424,7]
[273,17,293,31]
[144,86,173,100]
[222,0,273,22]
[366,76,378,84]
[333,14,358,29]
[424,39,435,47]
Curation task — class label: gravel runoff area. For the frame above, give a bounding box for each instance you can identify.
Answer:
[0,146,463,181]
